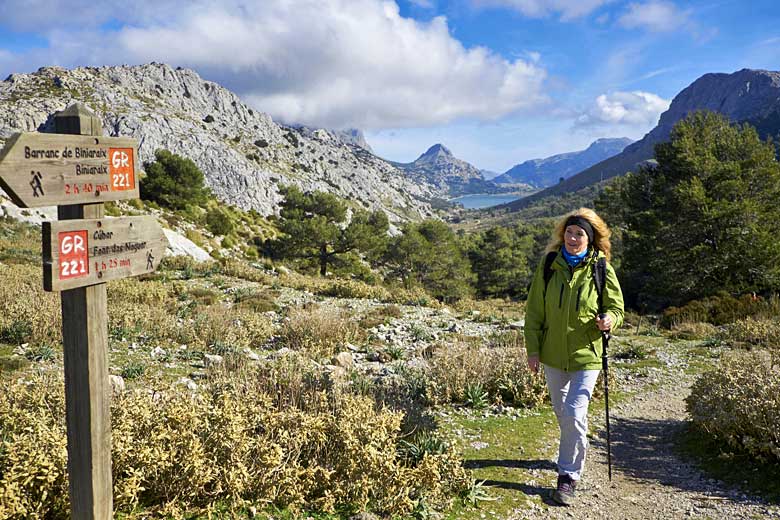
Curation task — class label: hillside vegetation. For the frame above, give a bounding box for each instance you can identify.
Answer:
[0,111,779,518]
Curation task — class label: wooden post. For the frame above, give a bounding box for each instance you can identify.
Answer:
[54,103,113,519]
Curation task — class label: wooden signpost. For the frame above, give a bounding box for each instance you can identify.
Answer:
[0,103,168,520]
[43,216,168,291]
[0,132,139,208]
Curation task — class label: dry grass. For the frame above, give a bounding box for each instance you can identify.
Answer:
[0,264,61,348]
[426,331,546,408]
[667,321,720,341]
[0,368,469,518]
[277,306,364,359]
[687,350,780,463]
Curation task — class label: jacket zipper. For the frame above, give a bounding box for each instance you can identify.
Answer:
[558,283,564,309]
[575,286,582,312]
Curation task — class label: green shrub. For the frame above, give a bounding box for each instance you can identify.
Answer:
[0,320,32,345]
[205,207,235,236]
[319,279,391,300]
[687,351,780,463]
[462,382,489,410]
[397,431,449,466]
[140,149,211,210]
[233,288,279,313]
[187,287,221,306]
[184,229,206,248]
[661,293,780,328]
[121,361,146,380]
[613,341,649,360]
[23,343,56,362]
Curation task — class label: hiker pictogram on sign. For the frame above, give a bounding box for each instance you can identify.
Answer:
[30,170,44,197]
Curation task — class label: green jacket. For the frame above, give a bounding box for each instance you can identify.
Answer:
[524,249,624,371]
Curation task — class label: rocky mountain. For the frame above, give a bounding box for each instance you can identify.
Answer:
[0,64,436,222]
[333,128,374,153]
[390,144,509,197]
[493,137,632,188]
[507,68,780,210]
[296,126,374,153]
[480,169,500,180]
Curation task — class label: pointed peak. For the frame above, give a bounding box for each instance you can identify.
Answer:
[424,143,452,156]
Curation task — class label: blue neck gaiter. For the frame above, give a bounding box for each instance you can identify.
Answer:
[561,246,588,268]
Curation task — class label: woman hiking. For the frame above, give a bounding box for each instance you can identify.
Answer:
[524,208,624,506]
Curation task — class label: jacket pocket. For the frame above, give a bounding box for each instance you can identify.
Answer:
[588,328,603,357]
[577,282,598,319]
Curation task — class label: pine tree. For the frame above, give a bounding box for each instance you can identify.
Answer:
[272,185,388,276]
[468,226,531,298]
[385,219,473,302]
[140,149,211,210]
[598,111,780,308]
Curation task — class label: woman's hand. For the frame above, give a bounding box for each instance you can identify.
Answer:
[527,354,540,374]
[596,313,613,331]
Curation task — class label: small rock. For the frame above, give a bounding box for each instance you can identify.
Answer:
[332,351,354,368]
[366,351,387,362]
[178,377,198,391]
[204,354,224,367]
[349,513,380,520]
[324,364,348,384]
[150,346,166,359]
[404,357,429,371]
[109,375,125,394]
[270,347,293,359]
[243,348,260,361]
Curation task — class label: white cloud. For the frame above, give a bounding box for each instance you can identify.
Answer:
[575,91,670,128]
[471,0,612,20]
[618,1,690,32]
[0,0,549,130]
[409,0,435,8]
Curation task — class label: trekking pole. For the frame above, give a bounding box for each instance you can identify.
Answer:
[599,313,612,481]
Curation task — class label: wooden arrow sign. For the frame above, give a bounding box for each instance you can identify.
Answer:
[0,132,139,208]
[42,216,168,291]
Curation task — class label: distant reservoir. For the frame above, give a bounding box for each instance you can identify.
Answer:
[449,193,524,209]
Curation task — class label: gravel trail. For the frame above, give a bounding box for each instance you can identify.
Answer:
[507,346,780,520]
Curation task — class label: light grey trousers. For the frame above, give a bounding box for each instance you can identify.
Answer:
[544,365,600,481]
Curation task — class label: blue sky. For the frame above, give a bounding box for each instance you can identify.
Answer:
[1,0,779,172]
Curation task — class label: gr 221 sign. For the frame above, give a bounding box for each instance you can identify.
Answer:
[0,132,139,208]
[42,216,169,292]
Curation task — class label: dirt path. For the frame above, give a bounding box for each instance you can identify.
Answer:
[506,346,780,520]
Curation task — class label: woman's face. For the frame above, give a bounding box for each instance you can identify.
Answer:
[564,225,589,255]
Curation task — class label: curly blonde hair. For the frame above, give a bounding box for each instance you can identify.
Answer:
[545,207,612,261]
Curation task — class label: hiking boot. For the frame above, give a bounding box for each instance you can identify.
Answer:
[552,474,576,506]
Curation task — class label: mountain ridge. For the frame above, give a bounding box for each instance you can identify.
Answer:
[0,63,436,223]
[493,137,633,187]
[390,143,513,197]
[504,68,780,211]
